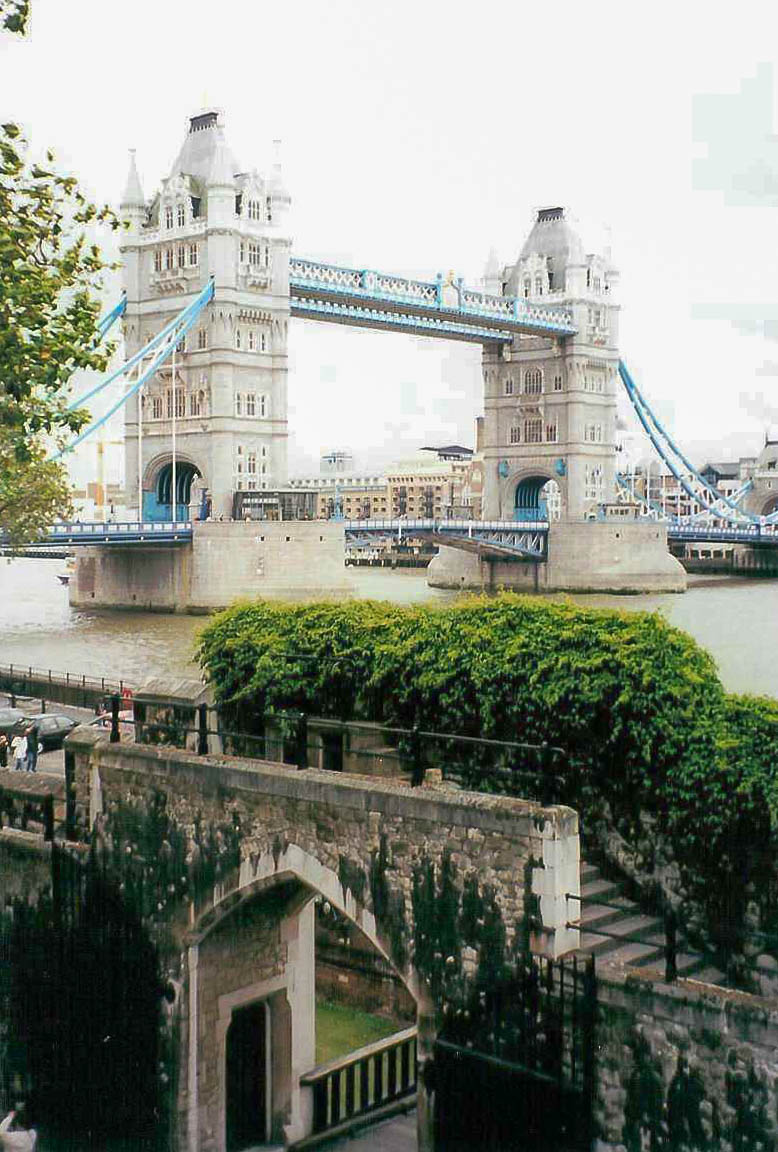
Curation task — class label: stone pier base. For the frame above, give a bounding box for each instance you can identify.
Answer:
[69,521,354,612]
[428,520,686,594]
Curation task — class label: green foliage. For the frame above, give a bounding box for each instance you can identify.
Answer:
[0,46,122,539]
[1,0,29,34]
[199,596,778,946]
[0,427,72,544]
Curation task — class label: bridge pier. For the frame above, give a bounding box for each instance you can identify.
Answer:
[428,520,686,593]
[69,520,353,611]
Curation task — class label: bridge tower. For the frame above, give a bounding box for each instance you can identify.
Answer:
[481,207,619,522]
[119,110,291,520]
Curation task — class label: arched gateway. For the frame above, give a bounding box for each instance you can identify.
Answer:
[68,725,581,1152]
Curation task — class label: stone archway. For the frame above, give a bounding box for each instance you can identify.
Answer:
[761,494,778,517]
[514,474,560,521]
[142,452,206,521]
[187,847,427,1152]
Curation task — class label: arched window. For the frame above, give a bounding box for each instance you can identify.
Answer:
[188,243,198,266]
[509,425,521,445]
[154,250,162,273]
[248,199,261,220]
[164,205,173,230]
[177,245,186,268]
[260,395,268,418]
[524,368,543,395]
[246,393,256,417]
[152,395,163,420]
[248,331,255,351]
[260,331,267,352]
[164,248,174,271]
[197,329,207,350]
[265,195,273,223]
[534,277,543,295]
[504,377,514,396]
[177,203,186,227]
[247,452,257,474]
[553,373,563,391]
[235,329,242,350]
[524,417,543,443]
[523,278,531,298]
[235,393,243,416]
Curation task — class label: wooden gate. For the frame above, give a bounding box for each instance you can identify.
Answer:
[433,953,596,1151]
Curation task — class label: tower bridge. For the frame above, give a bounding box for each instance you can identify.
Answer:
[51,107,775,606]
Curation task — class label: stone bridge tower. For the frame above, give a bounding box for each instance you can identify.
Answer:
[119,110,291,520]
[481,207,620,522]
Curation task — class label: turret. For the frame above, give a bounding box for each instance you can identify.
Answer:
[119,149,145,305]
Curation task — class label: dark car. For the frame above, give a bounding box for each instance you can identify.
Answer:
[0,707,25,737]
[32,714,80,752]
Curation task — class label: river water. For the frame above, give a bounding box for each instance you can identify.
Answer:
[1,557,776,698]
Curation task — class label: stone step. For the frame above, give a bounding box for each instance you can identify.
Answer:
[580,876,621,902]
[605,940,664,967]
[580,861,601,885]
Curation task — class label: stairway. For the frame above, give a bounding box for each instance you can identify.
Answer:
[574,861,727,986]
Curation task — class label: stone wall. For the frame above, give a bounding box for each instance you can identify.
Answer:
[69,520,353,612]
[594,968,778,1151]
[67,727,581,968]
[0,830,52,906]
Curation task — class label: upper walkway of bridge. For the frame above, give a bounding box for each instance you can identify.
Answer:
[289,257,577,343]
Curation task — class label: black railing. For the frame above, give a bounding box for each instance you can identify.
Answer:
[299,1026,417,1138]
[131,702,568,803]
[0,663,130,711]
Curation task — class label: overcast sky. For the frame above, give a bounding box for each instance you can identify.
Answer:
[3,0,778,482]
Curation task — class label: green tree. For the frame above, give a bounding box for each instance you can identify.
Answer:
[1,0,29,34]
[1,3,122,540]
[0,428,72,544]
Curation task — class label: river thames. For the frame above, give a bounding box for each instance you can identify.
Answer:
[1,557,776,698]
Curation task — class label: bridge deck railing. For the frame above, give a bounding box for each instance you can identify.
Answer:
[297,1026,417,1145]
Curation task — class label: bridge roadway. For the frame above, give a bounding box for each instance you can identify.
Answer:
[4,518,778,558]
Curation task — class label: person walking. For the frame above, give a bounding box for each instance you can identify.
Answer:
[10,729,27,772]
[25,724,38,773]
[0,733,8,768]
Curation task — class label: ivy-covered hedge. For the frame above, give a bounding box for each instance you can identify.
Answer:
[197,596,778,948]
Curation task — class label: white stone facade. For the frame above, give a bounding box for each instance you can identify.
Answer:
[481,207,620,522]
[120,110,291,519]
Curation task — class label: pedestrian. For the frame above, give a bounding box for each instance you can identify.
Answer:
[0,1103,36,1150]
[0,733,7,768]
[10,729,27,772]
[25,724,38,773]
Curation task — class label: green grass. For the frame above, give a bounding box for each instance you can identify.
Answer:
[315,997,404,1065]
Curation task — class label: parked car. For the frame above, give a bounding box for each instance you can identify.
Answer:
[33,713,80,752]
[0,707,25,738]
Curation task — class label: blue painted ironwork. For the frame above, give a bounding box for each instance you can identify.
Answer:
[54,280,215,460]
[66,279,214,414]
[289,257,576,340]
[619,361,757,525]
[344,518,549,559]
[97,294,127,341]
[1,522,194,548]
[290,296,516,344]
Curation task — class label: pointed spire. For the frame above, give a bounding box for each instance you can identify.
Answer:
[482,247,501,294]
[269,138,290,204]
[206,129,236,189]
[121,149,145,208]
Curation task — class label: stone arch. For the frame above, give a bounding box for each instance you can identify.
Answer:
[760,493,778,517]
[512,471,561,521]
[186,843,431,1150]
[190,840,428,1011]
[142,451,207,520]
